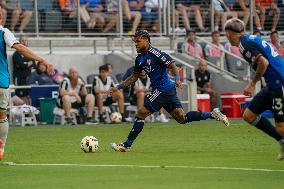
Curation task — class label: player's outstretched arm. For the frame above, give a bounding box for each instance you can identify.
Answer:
[168,62,182,89]
[244,56,268,96]
[12,43,49,65]
[109,73,139,95]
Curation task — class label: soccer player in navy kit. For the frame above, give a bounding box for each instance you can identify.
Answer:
[225,18,284,160]
[109,30,229,152]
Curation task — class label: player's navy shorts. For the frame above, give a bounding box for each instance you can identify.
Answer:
[248,87,284,122]
[144,87,183,113]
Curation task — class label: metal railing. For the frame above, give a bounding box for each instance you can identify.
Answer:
[2,0,282,37]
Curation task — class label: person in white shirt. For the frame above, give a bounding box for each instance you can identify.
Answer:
[59,67,95,125]
[92,64,126,123]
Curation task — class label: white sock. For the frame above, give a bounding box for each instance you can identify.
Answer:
[0,118,9,151]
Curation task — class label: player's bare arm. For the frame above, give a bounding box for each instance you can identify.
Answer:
[168,62,182,88]
[109,73,139,95]
[12,43,48,64]
[244,56,269,97]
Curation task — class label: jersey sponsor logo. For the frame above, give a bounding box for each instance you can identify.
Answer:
[245,51,251,58]
[147,59,152,65]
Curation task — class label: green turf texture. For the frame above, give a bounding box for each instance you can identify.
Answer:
[1,119,284,189]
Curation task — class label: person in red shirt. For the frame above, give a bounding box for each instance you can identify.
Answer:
[256,0,280,31]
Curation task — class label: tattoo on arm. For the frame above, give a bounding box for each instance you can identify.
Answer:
[169,63,179,77]
[122,73,139,88]
[253,56,268,84]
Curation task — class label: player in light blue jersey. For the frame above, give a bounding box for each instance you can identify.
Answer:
[0,10,49,161]
[109,30,229,152]
[225,18,284,160]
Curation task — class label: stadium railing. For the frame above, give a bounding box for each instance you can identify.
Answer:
[3,0,282,37]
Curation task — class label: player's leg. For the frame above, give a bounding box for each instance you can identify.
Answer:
[110,106,152,152]
[275,122,284,160]
[243,88,284,160]
[110,89,162,152]
[165,88,229,126]
[0,89,9,160]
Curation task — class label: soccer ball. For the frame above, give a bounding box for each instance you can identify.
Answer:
[111,112,122,123]
[80,136,99,153]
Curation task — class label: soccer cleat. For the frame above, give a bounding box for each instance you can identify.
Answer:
[0,139,4,161]
[110,143,130,152]
[278,139,284,161]
[211,108,230,127]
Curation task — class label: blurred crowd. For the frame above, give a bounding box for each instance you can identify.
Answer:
[0,0,284,34]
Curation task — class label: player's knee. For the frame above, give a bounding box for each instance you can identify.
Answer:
[243,110,256,124]
[176,115,186,124]
[276,123,284,136]
[0,111,7,120]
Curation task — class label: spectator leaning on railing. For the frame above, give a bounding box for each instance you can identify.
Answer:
[269,30,284,56]
[205,31,224,58]
[184,29,204,59]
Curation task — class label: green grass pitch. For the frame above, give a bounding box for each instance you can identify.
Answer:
[1,119,284,189]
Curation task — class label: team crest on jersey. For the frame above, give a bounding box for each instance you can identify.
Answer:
[245,51,251,58]
[147,59,152,65]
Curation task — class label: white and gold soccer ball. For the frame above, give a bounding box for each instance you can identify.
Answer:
[80,136,99,153]
[111,112,122,123]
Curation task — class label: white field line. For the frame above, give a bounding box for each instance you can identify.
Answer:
[2,162,284,172]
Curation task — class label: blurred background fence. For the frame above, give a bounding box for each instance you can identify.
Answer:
[2,0,284,37]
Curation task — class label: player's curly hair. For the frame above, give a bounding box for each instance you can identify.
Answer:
[133,30,151,43]
[224,18,245,33]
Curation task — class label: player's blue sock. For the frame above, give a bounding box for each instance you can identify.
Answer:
[185,111,212,123]
[252,116,282,141]
[123,117,145,148]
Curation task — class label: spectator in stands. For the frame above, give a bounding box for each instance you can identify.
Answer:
[175,0,207,32]
[83,0,105,31]
[213,0,238,31]
[4,0,33,33]
[0,1,7,26]
[92,65,127,123]
[205,31,224,58]
[134,70,168,122]
[233,0,262,30]
[102,0,119,33]
[122,0,142,34]
[106,63,119,83]
[184,29,204,59]
[59,67,95,125]
[195,59,217,109]
[256,0,280,31]
[270,30,284,56]
[59,0,97,29]
[12,35,35,105]
[142,0,159,32]
[27,62,55,85]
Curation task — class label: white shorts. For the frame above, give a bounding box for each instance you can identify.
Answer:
[0,88,9,111]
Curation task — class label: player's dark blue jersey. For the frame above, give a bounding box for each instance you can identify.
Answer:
[239,34,284,90]
[134,46,175,92]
